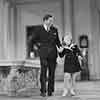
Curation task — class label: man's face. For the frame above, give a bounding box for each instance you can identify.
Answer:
[44,17,54,27]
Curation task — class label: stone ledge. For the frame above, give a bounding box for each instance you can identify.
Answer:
[0,59,41,96]
[0,59,40,68]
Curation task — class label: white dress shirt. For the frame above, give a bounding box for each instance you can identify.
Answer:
[43,24,50,32]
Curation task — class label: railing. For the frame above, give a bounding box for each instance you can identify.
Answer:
[0,59,40,96]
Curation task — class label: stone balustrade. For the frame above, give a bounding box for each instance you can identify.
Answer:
[0,59,40,96]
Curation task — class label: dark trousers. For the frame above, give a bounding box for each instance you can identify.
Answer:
[40,57,56,93]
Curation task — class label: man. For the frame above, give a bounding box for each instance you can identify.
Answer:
[31,14,63,97]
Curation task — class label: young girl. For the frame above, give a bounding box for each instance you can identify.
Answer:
[59,35,82,96]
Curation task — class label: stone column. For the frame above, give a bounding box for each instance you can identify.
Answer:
[0,0,5,59]
[3,0,9,59]
[73,0,93,80]
[55,0,73,81]
[0,0,18,95]
[63,0,73,36]
[0,0,13,60]
[8,2,17,60]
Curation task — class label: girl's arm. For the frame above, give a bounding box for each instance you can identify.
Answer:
[77,46,82,57]
[76,45,83,62]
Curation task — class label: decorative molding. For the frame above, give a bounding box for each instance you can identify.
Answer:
[15,0,61,5]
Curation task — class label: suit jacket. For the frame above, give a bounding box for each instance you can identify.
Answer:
[31,25,61,59]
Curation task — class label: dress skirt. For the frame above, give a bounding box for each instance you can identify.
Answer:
[59,48,82,73]
[64,54,81,73]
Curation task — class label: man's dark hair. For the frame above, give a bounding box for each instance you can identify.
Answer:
[43,14,53,21]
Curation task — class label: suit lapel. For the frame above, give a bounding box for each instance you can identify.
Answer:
[41,25,55,35]
[41,25,49,32]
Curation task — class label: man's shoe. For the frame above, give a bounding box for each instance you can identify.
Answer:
[40,93,46,97]
[48,92,53,96]
[52,89,54,92]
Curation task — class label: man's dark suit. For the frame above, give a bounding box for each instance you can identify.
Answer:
[31,25,61,94]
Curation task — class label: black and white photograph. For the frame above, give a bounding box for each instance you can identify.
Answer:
[0,0,99,100]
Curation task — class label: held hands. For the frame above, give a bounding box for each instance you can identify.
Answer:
[57,46,64,52]
[57,56,64,63]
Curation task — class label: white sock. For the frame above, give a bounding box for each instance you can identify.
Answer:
[70,88,76,95]
[62,89,68,96]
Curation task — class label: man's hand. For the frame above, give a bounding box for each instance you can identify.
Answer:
[30,52,35,58]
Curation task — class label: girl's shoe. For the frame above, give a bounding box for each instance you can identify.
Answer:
[70,89,76,96]
[62,90,68,96]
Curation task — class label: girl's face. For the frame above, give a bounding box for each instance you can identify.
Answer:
[64,36,72,46]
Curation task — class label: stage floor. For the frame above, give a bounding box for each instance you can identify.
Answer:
[0,81,100,100]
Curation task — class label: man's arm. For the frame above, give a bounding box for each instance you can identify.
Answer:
[55,29,62,48]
